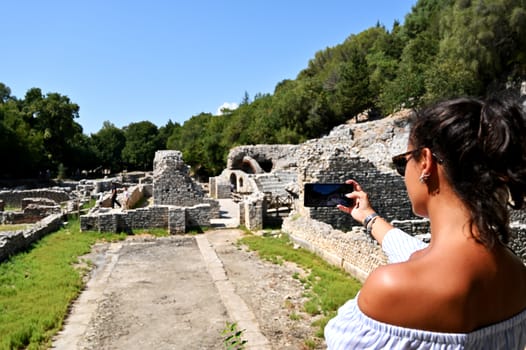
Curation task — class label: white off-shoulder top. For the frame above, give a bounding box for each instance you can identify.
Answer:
[324,229,526,350]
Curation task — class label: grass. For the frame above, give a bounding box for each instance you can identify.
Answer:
[0,217,358,349]
[238,231,362,344]
[3,205,21,211]
[0,216,170,350]
[0,224,33,232]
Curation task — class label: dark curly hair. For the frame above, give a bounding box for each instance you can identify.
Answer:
[409,97,526,246]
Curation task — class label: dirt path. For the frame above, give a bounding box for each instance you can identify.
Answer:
[51,229,325,349]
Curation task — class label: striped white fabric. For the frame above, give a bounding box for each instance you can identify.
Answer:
[324,228,526,349]
[381,228,428,263]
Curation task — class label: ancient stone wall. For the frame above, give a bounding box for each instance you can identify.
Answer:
[227,144,300,173]
[509,222,526,262]
[219,109,526,276]
[0,189,71,207]
[282,215,387,283]
[80,203,212,234]
[153,150,207,207]
[241,192,265,231]
[296,147,415,231]
[79,150,218,234]
[1,200,62,225]
[0,214,63,262]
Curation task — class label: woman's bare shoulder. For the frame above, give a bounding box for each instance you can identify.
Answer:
[357,261,444,330]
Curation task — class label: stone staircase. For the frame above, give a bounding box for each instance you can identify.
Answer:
[254,170,297,199]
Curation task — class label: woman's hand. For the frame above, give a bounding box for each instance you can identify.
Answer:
[337,179,376,224]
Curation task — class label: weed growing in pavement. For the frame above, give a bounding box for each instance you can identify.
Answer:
[239,231,362,343]
[289,312,302,321]
[221,321,248,350]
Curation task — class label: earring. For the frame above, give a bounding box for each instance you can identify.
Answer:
[419,173,430,183]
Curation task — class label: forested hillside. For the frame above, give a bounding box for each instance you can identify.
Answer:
[1,0,525,179]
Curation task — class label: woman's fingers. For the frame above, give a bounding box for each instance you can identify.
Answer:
[337,204,353,214]
[345,179,362,192]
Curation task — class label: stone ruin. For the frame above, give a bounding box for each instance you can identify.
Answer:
[209,110,526,278]
[80,150,219,234]
[153,150,208,207]
[1,110,525,278]
[0,187,79,262]
[209,110,414,232]
[0,188,72,224]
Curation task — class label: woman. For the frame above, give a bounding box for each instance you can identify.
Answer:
[324,97,526,349]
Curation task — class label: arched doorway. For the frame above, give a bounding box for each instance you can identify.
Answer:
[229,173,237,192]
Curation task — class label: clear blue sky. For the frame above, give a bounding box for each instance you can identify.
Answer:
[2,1,416,135]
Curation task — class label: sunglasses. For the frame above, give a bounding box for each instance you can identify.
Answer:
[392,148,443,176]
[392,149,421,176]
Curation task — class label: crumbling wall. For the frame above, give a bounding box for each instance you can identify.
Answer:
[80,204,212,234]
[0,214,63,262]
[293,110,414,229]
[211,169,257,197]
[1,197,62,224]
[215,111,414,231]
[227,144,300,173]
[0,189,71,207]
[153,150,207,207]
[509,221,526,262]
[80,150,218,234]
[282,215,387,282]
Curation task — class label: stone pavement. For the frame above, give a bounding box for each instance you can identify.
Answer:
[51,199,271,350]
[210,198,240,229]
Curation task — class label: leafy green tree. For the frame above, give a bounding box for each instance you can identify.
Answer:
[0,87,46,177]
[90,121,126,173]
[201,114,229,176]
[332,52,371,121]
[175,113,213,173]
[431,0,526,95]
[222,105,251,146]
[0,83,12,103]
[61,133,98,178]
[158,119,179,149]
[21,88,83,173]
[243,93,280,144]
[122,121,162,170]
[379,30,439,112]
[166,123,183,151]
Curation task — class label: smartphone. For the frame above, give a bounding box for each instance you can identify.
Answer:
[303,183,355,207]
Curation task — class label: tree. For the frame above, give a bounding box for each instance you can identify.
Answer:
[0,88,46,178]
[0,83,12,103]
[90,121,126,173]
[21,88,83,172]
[158,119,179,149]
[432,0,526,94]
[332,52,372,121]
[378,30,439,112]
[122,121,162,170]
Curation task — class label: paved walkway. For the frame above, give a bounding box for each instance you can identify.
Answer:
[51,199,271,350]
[210,198,240,229]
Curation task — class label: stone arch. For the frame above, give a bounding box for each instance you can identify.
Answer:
[241,156,264,174]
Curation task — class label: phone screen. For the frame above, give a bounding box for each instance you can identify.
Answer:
[303,183,354,207]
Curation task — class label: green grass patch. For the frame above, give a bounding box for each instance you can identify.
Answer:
[3,204,21,211]
[132,227,170,237]
[0,224,33,232]
[81,198,97,210]
[0,218,125,350]
[238,232,361,339]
